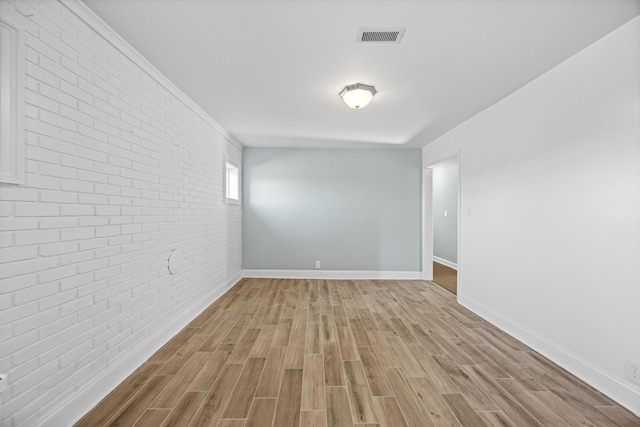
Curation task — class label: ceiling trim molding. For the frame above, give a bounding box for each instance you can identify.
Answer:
[58,0,244,151]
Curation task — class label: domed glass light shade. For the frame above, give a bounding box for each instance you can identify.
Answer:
[339,83,377,109]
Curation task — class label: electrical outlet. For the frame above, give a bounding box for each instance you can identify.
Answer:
[626,359,640,386]
[315,260,321,269]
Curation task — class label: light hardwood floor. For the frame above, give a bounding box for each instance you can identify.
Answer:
[432,262,457,295]
[76,278,640,427]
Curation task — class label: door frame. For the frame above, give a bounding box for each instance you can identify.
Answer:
[422,151,462,291]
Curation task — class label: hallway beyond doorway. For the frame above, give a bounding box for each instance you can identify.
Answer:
[433,261,457,295]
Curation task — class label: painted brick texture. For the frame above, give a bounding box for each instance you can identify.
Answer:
[0,1,243,425]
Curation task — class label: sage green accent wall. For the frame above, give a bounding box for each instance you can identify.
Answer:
[242,148,422,271]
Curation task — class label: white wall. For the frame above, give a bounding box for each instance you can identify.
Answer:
[431,156,458,266]
[0,1,242,426]
[243,148,422,277]
[421,17,640,414]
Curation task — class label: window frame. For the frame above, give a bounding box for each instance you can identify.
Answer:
[0,16,25,184]
[224,156,241,205]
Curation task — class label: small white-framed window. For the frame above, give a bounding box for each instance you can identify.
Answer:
[224,157,240,205]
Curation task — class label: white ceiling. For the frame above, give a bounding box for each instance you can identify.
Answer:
[83,0,640,149]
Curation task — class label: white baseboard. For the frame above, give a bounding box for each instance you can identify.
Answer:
[433,256,458,270]
[38,273,243,427]
[458,295,640,417]
[242,269,422,280]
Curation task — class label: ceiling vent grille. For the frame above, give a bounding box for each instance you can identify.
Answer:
[357,28,405,44]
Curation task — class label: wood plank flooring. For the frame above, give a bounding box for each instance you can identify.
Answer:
[76,278,639,427]
[432,262,457,295]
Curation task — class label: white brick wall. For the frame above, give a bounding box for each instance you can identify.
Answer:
[0,1,243,425]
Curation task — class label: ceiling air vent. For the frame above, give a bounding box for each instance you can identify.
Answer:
[357,28,405,44]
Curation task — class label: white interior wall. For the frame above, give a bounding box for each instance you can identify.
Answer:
[421,17,640,414]
[0,2,242,426]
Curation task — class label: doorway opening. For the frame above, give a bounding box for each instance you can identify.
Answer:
[423,154,460,295]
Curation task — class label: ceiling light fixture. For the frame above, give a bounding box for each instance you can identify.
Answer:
[339,83,377,109]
